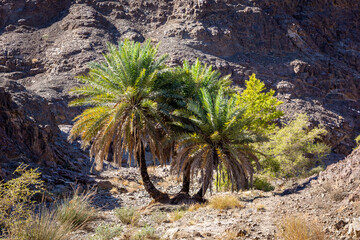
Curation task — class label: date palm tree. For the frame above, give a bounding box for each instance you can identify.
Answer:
[68,39,180,202]
[168,59,232,197]
[171,88,263,200]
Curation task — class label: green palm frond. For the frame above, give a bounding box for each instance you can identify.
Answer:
[69,39,177,170]
[171,88,264,193]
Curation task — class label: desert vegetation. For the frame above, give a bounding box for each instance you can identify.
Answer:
[68,39,330,203]
[0,165,98,240]
[0,39,337,239]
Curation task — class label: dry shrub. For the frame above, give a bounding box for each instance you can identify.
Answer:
[208,195,244,210]
[321,181,347,202]
[115,207,140,226]
[329,187,347,202]
[277,215,325,240]
[56,188,97,230]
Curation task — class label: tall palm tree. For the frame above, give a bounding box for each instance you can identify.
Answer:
[68,39,179,202]
[171,88,263,200]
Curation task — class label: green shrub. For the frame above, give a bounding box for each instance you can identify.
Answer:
[0,164,44,237]
[257,114,330,178]
[91,223,122,240]
[356,135,360,147]
[253,176,274,192]
[56,188,97,230]
[115,207,140,225]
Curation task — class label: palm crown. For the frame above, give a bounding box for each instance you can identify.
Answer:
[68,40,174,168]
[172,88,262,195]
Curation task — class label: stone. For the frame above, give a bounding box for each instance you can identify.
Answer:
[347,218,360,238]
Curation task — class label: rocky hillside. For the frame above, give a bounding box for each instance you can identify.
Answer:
[68,147,360,239]
[0,0,359,170]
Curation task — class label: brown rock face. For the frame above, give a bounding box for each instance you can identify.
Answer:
[0,0,359,165]
[0,79,90,176]
[0,80,59,164]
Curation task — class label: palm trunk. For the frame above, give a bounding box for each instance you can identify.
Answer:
[192,184,208,203]
[180,163,191,194]
[137,144,169,203]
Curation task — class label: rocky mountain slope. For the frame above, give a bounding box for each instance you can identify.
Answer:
[0,0,359,173]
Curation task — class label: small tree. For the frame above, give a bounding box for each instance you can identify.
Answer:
[236,74,283,133]
[258,114,330,178]
[0,164,44,236]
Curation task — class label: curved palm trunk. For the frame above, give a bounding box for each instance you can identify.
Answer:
[137,145,169,203]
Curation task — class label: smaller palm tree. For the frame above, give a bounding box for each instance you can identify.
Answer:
[166,59,233,196]
[172,88,263,199]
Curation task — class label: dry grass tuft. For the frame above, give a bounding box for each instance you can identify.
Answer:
[115,207,140,226]
[169,209,186,222]
[208,195,244,210]
[277,215,325,240]
[255,204,266,212]
[10,206,72,240]
[90,223,123,240]
[132,225,159,240]
[188,203,206,212]
[56,188,97,230]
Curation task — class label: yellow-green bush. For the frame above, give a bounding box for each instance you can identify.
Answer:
[0,164,44,236]
[257,114,330,178]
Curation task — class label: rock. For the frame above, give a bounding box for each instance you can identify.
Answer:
[96,180,115,190]
[335,220,347,230]
[347,218,360,238]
